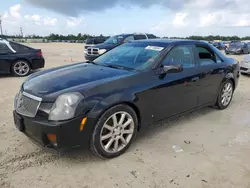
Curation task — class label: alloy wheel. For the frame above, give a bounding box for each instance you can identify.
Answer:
[13,61,30,76]
[100,111,135,153]
[221,82,233,107]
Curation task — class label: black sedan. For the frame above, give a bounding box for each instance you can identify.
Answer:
[13,39,240,158]
[0,39,45,76]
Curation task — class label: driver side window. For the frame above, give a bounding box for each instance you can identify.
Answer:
[124,36,135,43]
[163,45,195,68]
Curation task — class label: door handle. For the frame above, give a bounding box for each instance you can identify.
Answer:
[191,77,199,82]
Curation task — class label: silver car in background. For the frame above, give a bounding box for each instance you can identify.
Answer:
[240,54,250,74]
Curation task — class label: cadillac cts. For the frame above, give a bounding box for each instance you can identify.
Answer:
[13,39,240,158]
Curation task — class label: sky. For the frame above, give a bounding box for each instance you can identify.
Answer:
[1,0,250,37]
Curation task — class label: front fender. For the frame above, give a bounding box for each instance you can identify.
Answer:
[87,92,137,119]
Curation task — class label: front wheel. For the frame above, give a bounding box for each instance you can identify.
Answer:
[90,104,138,158]
[216,80,234,110]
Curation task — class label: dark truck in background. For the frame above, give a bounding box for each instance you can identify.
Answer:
[84,33,157,61]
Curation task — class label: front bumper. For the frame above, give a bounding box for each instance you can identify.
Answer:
[84,54,99,61]
[13,110,95,151]
[225,50,241,54]
[240,61,250,74]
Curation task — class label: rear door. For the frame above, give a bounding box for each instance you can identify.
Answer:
[0,43,14,73]
[193,44,226,106]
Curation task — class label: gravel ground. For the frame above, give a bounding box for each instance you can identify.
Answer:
[0,43,250,188]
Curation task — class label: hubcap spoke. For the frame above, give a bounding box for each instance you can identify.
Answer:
[112,114,118,126]
[120,136,127,145]
[123,129,133,134]
[122,119,132,128]
[103,123,113,131]
[114,139,119,151]
[105,138,115,150]
[101,133,113,141]
[119,114,126,125]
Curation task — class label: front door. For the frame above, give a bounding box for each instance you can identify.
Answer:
[153,45,200,121]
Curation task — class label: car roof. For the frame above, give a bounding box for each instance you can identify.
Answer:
[129,39,209,47]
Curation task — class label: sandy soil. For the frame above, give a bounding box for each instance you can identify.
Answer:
[0,43,250,188]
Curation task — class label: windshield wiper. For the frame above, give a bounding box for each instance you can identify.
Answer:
[104,64,134,71]
[86,60,98,65]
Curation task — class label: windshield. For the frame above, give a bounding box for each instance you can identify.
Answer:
[93,42,165,71]
[104,35,125,44]
[213,42,219,45]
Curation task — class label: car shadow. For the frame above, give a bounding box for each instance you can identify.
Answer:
[54,106,215,162]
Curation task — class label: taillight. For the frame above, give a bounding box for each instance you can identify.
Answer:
[37,51,43,57]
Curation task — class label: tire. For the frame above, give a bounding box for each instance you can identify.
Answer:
[11,60,31,77]
[90,104,138,159]
[216,80,234,110]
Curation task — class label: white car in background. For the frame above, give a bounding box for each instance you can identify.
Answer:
[240,54,250,74]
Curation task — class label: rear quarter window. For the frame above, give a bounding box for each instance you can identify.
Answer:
[10,42,32,52]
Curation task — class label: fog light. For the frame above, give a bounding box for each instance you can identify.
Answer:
[47,134,57,143]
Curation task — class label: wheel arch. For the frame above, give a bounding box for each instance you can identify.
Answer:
[87,93,142,131]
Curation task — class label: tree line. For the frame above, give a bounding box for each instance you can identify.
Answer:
[1,33,250,41]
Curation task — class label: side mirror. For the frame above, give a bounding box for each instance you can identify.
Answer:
[158,64,183,75]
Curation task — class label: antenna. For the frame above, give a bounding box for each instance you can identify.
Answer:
[0,15,3,36]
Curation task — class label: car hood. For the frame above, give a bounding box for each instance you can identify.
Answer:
[23,63,134,100]
[92,42,119,50]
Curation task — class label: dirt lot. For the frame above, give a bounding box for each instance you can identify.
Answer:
[0,43,250,188]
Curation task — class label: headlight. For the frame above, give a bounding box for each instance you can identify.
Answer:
[49,92,83,121]
[99,49,107,55]
[84,49,87,54]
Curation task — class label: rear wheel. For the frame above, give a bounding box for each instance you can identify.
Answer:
[90,104,138,158]
[12,60,31,77]
[216,80,234,110]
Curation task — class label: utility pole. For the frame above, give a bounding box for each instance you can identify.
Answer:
[0,15,3,36]
[20,27,23,37]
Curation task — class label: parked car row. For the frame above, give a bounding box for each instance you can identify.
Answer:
[211,40,250,55]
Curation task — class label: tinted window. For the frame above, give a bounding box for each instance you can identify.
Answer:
[196,46,216,65]
[94,43,165,71]
[163,45,195,68]
[86,38,95,44]
[0,43,11,54]
[134,35,147,40]
[124,36,134,42]
[9,42,31,52]
[146,34,157,39]
[95,38,106,44]
[104,35,125,44]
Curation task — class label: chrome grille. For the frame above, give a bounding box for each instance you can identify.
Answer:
[15,91,42,117]
[87,48,99,56]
